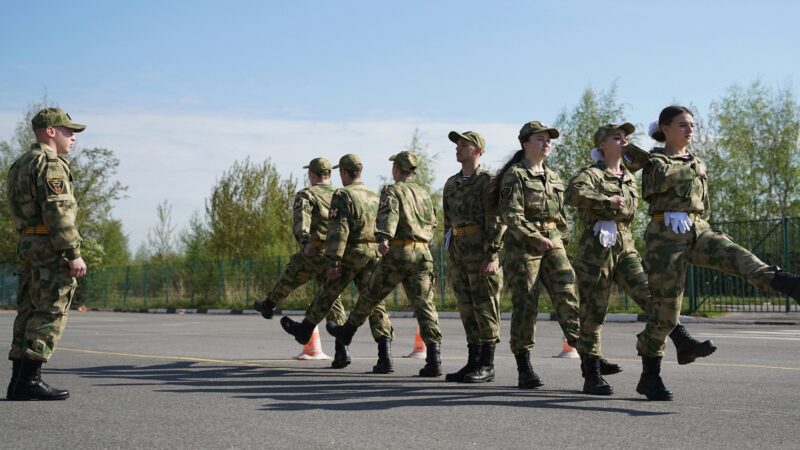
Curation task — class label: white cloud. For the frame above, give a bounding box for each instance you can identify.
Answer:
[2,111,524,251]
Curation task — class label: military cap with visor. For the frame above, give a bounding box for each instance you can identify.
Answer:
[389,151,418,171]
[333,154,363,171]
[31,107,86,132]
[518,120,559,141]
[448,130,486,151]
[303,157,333,174]
[593,122,635,147]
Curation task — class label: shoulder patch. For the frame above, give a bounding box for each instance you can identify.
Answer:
[500,187,512,200]
[47,178,65,195]
[329,207,338,219]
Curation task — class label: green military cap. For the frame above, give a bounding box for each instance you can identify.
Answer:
[518,120,559,141]
[389,151,418,171]
[333,153,363,171]
[31,107,86,132]
[303,157,333,174]
[593,122,635,147]
[448,130,486,151]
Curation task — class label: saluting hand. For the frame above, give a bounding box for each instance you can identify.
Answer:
[378,240,390,256]
[68,257,87,279]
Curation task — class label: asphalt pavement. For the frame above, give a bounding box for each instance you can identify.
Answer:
[1,311,799,449]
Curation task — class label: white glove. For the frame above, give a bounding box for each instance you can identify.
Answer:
[592,220,617,248]
[664,211,692,234]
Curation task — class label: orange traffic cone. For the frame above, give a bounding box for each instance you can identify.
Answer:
[404,327,427,359]
[294,325,331,360]
[553,337,579,359]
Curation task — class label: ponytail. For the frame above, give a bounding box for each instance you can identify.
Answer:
[488,149,524,210]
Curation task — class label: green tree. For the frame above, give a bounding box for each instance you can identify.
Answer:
[147,200,177,261]
[705,81,800,221]
[206,157,297,260]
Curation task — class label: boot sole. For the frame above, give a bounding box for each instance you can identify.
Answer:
[583,388,614,395]
[518,381,544,389]
[461,377,495,383]
[8,393,69,401]
[636,386,673,401]
[677,342,717,365]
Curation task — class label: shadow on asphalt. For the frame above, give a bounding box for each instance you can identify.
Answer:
[52,361,672,417]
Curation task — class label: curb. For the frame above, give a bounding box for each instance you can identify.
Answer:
[81,307,799,325]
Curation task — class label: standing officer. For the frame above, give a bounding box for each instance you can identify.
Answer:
[254,158,347,360]
[442,131,504,383]
[327,151,444,377]
[281,154,395,372]
[6,107,87,401]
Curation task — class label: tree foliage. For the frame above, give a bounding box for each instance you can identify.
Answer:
[205,157,297,260]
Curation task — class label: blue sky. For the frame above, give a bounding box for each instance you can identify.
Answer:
[2,0,799,251]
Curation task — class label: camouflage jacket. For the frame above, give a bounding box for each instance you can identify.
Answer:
[498,160,568,247]
[443,166,505,261]
[6,143,82,259]
[325,181,379,263]
[293,183,336,246]
[565,161,639,227]
[375,180,436,243]
[642,147,709,218]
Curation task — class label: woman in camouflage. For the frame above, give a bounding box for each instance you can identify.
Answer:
[565,123,715,396]
[491,120,581,389]
[636,105,800,401]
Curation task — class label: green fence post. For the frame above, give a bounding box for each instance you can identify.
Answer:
[688,265,696,314]
[143,264,149,308]
[439,245,446,307]
[783,217,791,312]
[246,259,253,305]
[165,265,171,305]
[123,266,130,306]
[216,260,224,305]
[104,270,110,308]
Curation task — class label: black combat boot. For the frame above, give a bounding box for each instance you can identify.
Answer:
[669,323,717,365]
[463,344,495,383]
[326,321,358,346]
[331,338,351,369]
[253,298,277,319]
[581,357,614,395]
[445,343,479,382]
[418,343,442,377]
[372,337,394,374]
[636,356,673,401]
[598,358,623,375]
[771,271,800,305]
[6,359,20,400]
[8,358,69,401]
[280,317,316,345]
[515,351,543,389]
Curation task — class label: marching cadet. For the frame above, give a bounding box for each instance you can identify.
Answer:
[565,123,715,396]
[254,158,349,364]
[637,105,800,401]
[6,108,87,400]
[492,120,581,389]
[280,154,394,372]
[327,151,444,377]
[442,131,504,383]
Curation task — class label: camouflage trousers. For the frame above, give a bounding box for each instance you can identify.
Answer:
[637,219,778,356]
[9,236,77,362]
[503,232,580,355]
[448,244,502,345]
[347,244,442,345]
[266,250,344,324]
[304,244,393,341]
[573,228,651,358]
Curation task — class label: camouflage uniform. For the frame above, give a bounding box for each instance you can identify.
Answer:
[7,142,81,363]
[637,148,778,356]
[303,181,393,341]
[344,178,442,345]
[264,182,345,323]
[566,160,649,358]
[498,161,580,355]
[443,166,504,344]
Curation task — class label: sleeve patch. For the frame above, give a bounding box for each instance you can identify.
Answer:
[48,178,65,195]
[500,187,511,200]
[329,208,338,219]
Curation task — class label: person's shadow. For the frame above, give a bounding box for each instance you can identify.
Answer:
[52,361,673,416]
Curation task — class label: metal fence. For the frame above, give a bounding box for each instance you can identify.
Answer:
[1,218,798,314]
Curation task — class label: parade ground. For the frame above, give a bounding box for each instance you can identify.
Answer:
[1,311,798,449]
